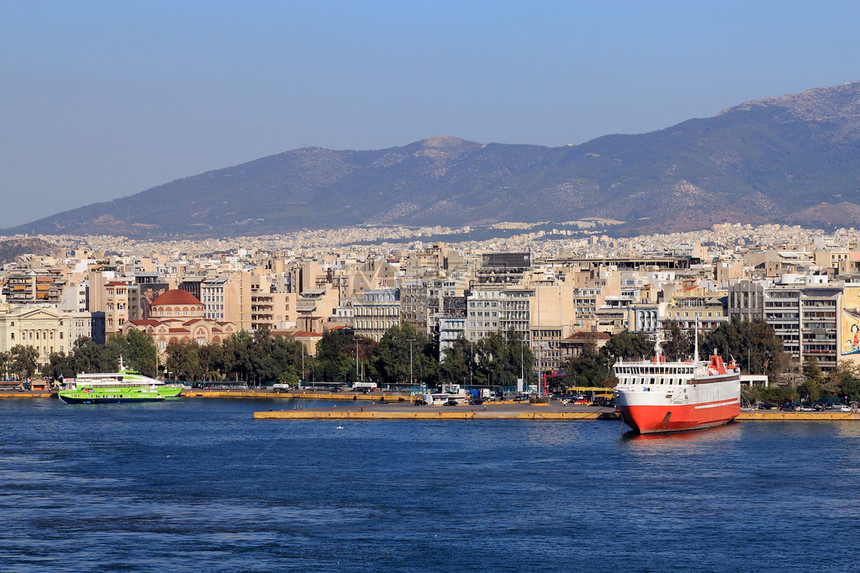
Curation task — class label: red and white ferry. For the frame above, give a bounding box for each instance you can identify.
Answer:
[613,344,740,434]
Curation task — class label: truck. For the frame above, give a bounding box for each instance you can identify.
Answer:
[470,388,492,400]
[351,381,378,391]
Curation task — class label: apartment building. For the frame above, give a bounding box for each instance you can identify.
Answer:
[201,278,230,321]
[465,286,503,342]
[729,278,841,370]
[104,281,130,337]
[352,288,401,342]
[2,270,66,305]
[250,291,298,331]
[661,296,728,331]
[438,316,466,359]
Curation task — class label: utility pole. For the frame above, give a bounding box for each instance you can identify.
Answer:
[470,341,474,387]
[520,338,526,392]
[355,337,360,381]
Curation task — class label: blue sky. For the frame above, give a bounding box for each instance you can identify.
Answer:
[1,0,858,229]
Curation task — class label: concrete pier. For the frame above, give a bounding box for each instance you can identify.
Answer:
[0,392,55,399]
[254,409,616,420]
[736,411,860,421]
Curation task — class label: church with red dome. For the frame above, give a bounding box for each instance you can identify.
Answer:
[122,288,237,357]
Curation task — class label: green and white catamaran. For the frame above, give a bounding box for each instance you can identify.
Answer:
[57,357,184,404]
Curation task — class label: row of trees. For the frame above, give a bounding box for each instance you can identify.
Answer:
[790,357,860,404]
[34,318,857,400]
[162,324,532,388]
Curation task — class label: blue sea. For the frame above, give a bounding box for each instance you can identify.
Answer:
[1,398,859,572]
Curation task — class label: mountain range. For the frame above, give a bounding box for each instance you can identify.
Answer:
[7,82,860,239]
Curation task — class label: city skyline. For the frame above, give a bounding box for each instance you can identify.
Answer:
[2,0,858,229]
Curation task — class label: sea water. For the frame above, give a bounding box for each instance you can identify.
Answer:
[1,398,859,572]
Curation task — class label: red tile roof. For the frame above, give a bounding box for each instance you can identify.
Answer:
[152,289,202,306]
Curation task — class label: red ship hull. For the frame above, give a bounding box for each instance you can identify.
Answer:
[619,399,740,434]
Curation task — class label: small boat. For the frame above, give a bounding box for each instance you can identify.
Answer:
[57,357,182,404]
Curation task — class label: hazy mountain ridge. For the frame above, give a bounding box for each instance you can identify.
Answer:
[8,82,860,238]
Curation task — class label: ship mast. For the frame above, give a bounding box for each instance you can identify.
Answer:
[694,320,700,363]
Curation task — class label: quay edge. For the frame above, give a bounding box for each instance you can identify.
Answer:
[253,410,616,420]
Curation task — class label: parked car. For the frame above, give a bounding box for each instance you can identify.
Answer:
[841,405,853,412]
[414,399,428,406]
[443,399,459,406]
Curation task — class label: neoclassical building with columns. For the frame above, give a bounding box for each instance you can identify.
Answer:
[122,289,237,358]
[0,305,92,366]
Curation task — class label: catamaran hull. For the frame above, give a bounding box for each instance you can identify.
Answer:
[58,395,165,404]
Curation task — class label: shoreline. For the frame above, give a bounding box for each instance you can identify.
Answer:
[5,391,859,422]
[252,401,860,422]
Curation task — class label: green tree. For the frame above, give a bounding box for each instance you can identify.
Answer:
[41,351,76,381]
[223,330,254,382]
[759,384,799,404]
[802,356,823,384]
[69,337,111,373]
[440,336,473,385]
[0,350,11,379]
[128,330,158,377]
[316,329,358,383]
[703,319,788,381]
[196,342,225,380]
[470,329,532,389]
[10,345,39,380]
[371,323,435,385]
[798,357,823,401]
[106,330,158,376]
[603,332,653,360]
[827,363,860,403]
[662,321,692,361]
[165,340,204,382]
[562,339,611,388]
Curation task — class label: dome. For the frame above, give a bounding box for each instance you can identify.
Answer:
[151,289,202,306]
